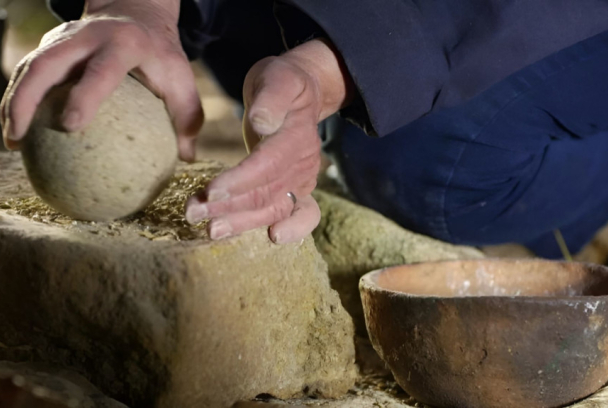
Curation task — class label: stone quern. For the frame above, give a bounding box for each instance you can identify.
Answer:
[0,153,357,408]
[21,76,178,222]
[312,190,484,333]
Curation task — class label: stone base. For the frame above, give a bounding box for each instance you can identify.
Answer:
[242,336,608,408]
[312,190,484,334]
[0,152,357,408]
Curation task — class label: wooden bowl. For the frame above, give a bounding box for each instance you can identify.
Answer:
[359,259,608,408]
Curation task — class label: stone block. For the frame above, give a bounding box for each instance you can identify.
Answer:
[312,190,484,333]
[0,153,357,408]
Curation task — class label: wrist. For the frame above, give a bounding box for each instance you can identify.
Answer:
[85,0,180,21]
[285,38,354,121]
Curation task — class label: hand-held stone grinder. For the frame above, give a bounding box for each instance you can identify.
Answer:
[20,75,178,221]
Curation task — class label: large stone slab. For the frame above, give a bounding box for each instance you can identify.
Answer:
[312,190,484,333]
[0,152,357,408]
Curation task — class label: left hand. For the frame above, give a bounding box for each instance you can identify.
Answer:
[185,39,353,243]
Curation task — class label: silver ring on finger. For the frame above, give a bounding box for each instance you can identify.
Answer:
[287,191,297,215]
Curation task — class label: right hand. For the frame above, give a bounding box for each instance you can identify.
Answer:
[1,0,203,162]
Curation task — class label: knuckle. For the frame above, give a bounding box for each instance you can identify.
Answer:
[24,42,69,74]
[289,69,308,92]
[25,55,46,77]
[83,59,114,84]
[250,185,272,209]
[59,21,79,32]
[83,58,105,76]
[249,56,278,77]
[262,153,283,184]
[41,22,76,44]
[162,55,196,94]
[269,202,290,223]
[111,24,149,51]
[244,56,278,93]
[302,179,318,194]
[296,153,320,176]
[164,48,189,65]
[250,148,283,185]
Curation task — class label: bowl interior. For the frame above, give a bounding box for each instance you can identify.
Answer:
[374,259,608,298]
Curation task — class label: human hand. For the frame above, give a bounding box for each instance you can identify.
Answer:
[1,0,203,162]
[185,39,353,244]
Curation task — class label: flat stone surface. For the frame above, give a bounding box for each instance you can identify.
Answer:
[0,152,357,408]
[312,190,484,333]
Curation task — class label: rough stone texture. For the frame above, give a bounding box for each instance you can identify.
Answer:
[312,190,484,333]
[0,361,128,408]
[21,75,178,221]
[0,154,357,408]
[244,335,608,408]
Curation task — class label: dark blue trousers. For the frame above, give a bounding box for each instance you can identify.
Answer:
[321,31,608,259]
[201,1,608,259]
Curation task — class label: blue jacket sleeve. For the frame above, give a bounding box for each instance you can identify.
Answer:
[47,0,218,60]
[274,0,448,137]
[275,1,608,137]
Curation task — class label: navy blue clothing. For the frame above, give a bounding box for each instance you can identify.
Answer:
[48,0,608,256]
[322,30,608,258]
[277,0,608,136]
[49,0,608,134]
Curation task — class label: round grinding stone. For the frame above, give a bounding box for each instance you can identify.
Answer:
[21,75,178,221]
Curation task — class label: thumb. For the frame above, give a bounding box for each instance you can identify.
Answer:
[244,58,308,137]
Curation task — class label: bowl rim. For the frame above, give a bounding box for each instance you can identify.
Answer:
[359,258,608,302]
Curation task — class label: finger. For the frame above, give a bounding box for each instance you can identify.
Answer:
[184,159,318,224]
[244,58,308,136]
[205,114,320,201]
[1,63,27,149]
[1,20,83,129]
[135,53,203,163]
[269,195,321,244]
[59,44,144,132]
[207,193,298,240]
[1,60,27,126]
[4,39,96,142]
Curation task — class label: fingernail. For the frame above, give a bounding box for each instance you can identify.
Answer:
[210,219,232,240]
[269,227,284,244]
[270,229,302,245]
[185,203,208,225]
[62,110,81,131]
[207,189,229,202]
[271,232,281,244]
[179,137,197,163]
[250,110,277,135]
[5,119,17,141]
